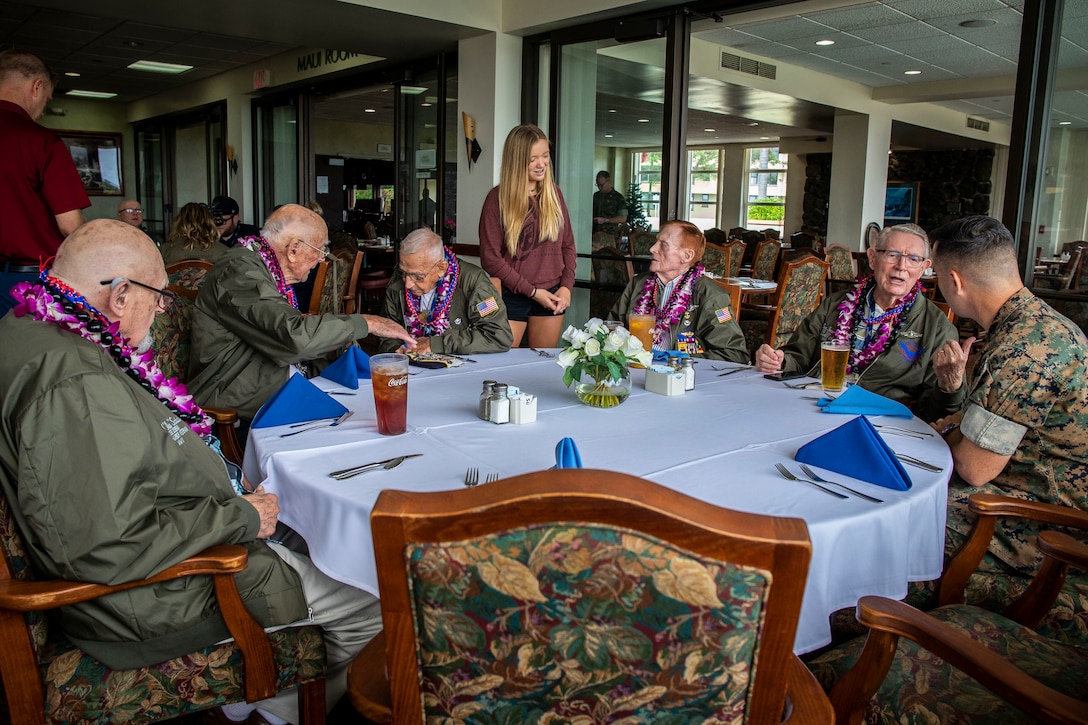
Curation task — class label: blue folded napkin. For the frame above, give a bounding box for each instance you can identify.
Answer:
[795,416,912,490]
[817,384,912,418]
[251,373,349,429]
[320,346,371,390]
[555,437,583,469]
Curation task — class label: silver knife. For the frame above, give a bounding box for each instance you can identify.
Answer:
[328,453,423,479]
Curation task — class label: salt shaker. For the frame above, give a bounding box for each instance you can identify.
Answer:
[479,380,496,420]
[488,383,510,424]
[680,357,695,390]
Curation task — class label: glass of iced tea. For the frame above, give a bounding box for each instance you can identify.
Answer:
[627,313,655,368]
[370,353,409,435]
[820,342,849,395]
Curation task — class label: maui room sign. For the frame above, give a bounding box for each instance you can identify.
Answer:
[256,48,383,90]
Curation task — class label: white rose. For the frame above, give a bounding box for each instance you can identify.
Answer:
[583,338,602,357]
[556,348,580,368]
[561,325,578,343]
[603,329,626,352]
[570,329,591,349]
[634,350,653,367]
[584,318,606,337]
[623,335,646,355]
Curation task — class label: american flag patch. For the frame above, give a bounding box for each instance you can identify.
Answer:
[715,307,733,323]
[477,296,499,316]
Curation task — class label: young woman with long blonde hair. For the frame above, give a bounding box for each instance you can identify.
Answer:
[479,124,576,348]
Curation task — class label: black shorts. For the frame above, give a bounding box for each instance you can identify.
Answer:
[503,284,560,322]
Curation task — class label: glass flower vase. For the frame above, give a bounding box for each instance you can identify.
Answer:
[575,372,632,408]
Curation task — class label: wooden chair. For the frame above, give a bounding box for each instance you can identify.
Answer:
[629,229,656,256]
[0,491,327,725]
[590,247,634,321]
[824,244,856,293]
[724,239,746,277]
[1035,247,1084,291]
[934,301,956,324]
[852,251,873,280]
[355,269,392,315]
[307,255,354,316]
[165,259,214,291]
[346,469,832,724]
[701,241,731,277]
[341,251,364,314]
[591,231,619,252]
[715,279,744,323]
[740,253,829,354]
[150,287,244,465]
[808,508,1088,724]
[749,238,780,281]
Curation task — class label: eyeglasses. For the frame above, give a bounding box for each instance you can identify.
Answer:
[100,277,176,308]
[119,208,143,215]
[399,259,441,283]
[295,238,332,260]
[212,213,235,225]
[874,249,928,269]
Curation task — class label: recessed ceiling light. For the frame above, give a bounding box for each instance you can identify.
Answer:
[364,108,375,113]
[1059,121,1072,125]
[815,39,835,46]
[64,71,80,77]
[400,85,427,95]
[604,134,613,138]
[637,118,649,123]
[759,136,771,140]
[128,60,193,74]
[65,90,117,99]
[704,128,715,132]
[609,109,617,113]
[420,102,433,107]
[904,70,922,75]
[746,122,759,127]
[123,40,142,48]
[959,19,996,28]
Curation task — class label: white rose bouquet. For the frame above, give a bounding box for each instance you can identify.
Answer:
[557,318,652,390]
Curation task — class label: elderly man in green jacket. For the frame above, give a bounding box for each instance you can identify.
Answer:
[380,227,513,354]
[754,223,964,421]
[188,203,414,421]
[0,219,381,723]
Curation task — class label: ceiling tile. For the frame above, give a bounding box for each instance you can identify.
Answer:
[806,3,914,31]
[848,20,946,42]
[887,0,1008,22]
[778,32,872,53]
[727,16,835,42]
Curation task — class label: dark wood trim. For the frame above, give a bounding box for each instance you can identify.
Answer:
[661,11,691,223]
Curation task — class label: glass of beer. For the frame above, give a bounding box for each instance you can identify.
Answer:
[820,343,849,395]
[627,313,655,368]
[370,353,409,435]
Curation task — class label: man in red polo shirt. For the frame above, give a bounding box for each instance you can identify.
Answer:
[0,49,89,317]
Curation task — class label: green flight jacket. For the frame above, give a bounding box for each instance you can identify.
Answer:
[188,245,370,419]
[610,273,749,364]
[0,315,307,669]
[778,290,966,421]
[379,260,513,354]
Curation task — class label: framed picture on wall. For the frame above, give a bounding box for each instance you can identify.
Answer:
[884,181,919,225]
[58,131,124,196]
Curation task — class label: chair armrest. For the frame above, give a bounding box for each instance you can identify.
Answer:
[829,596,1088,725]
[740,303,776,313]
[939,494,1088,608]
[204,406,245,466]
[1037,530,1088,569]
[347,629,391,723]
[0,544,278,703]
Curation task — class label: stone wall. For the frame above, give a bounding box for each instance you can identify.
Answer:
[802,148,994,235]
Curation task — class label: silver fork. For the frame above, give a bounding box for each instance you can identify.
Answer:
[782,380,819,390]
[799,464,884,503]
[279,411,353,437]
[774,463,848,499]
[484,473,499,484]
[464,467,479,487]
[530,348,555,358]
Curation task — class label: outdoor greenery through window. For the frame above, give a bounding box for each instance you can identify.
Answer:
[688,149,720,231]
[631,151,662,230]
[746,147,787,238]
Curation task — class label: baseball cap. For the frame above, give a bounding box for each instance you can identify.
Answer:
[208,196,240,217]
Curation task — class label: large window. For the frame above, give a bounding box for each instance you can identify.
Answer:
[687,148,720,230]
[745,147,787,237]
[631,151,662,231]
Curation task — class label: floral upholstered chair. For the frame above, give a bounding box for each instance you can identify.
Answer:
[807,524,1088,724]
[629,230,657,257]
[591,231,619,252]
[165,259,215,292]
[346,469,832,724]
[0,490,328,725]
[701,241,730,277]
[725,239,746,277]
[824,244,856,293]
[749,239,780,281]
[740,253,829,354]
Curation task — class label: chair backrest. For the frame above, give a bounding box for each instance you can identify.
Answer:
[165,259,215,292]
[701,241,731,277]
[308,256,352,315]
[591,231,619,252]
[765,253,829,348]
[750,239,780,281]
[151,284,198,382]
[717,280,743,323]
[591,246,633,287]
[370,469,812,724]
[825,244,855,282]
[934,301,956,324]
[342,251,364,314]
[629,230,656,256]
[1063,247,1085,291]
[724,239,746,277]
[852,251,873,279]
[728,226,748,240]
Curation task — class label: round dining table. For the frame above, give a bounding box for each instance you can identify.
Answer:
[243,348,951,654]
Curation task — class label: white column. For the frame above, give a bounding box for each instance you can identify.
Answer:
[456,32,522,246]
[827,110,891,249]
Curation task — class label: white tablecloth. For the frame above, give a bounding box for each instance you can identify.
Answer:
[245,349,951,654]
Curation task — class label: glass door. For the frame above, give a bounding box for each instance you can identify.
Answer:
[253,94,301,224]
[134,123,167,241]
[396,67,440,241]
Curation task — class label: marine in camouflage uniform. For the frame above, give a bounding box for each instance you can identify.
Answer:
[945,288,1088,574]
[592,188,628,234]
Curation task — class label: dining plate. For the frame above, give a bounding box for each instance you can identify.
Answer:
[407,352,465,369]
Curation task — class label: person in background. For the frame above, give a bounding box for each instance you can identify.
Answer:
[929,215,1088,575]
[159,202,228,265]
[0,219,383,724]
[0,49,89,317]
[610,220,748,363]
[419,187,437,230]
[116,199,144,228]
[592,170,628,234]
[754,223,963,422]
[188,204,414,423]
[208,195,260,248]
[480,124,576,348]
[381,228,512,355]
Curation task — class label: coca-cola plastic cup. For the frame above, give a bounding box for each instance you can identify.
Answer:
[370,353,409,435]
